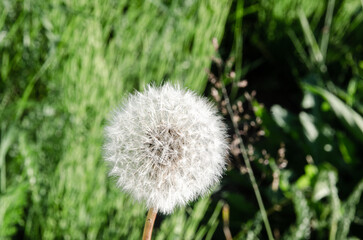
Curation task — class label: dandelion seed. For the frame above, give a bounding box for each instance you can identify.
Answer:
[103,83,228,216]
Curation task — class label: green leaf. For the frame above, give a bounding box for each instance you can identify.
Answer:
[303,84,363,142]
[271,105,298,134]
[336,132,357,164]
[312,168,336,202]
[299,112,319,142]
[296,164,318,190]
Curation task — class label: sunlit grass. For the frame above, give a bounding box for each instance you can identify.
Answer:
[0,0,230,239]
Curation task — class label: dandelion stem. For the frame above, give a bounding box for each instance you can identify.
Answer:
[142,208,157,240]
[220,82,274,240]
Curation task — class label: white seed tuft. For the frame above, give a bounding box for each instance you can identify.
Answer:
[103,84,228,214]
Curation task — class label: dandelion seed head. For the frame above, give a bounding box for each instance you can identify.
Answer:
[104,84,228,214]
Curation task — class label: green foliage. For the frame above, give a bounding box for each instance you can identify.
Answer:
[0,0,230,239]
[1,0,363,239]
[283,188,312,240]
[304,84,363,142]
[216,0,363,238]
[281,167,363,240]
[0,183,28,239]
[156,198,222,240]
[234,213,263,240]
[337,179,363,240]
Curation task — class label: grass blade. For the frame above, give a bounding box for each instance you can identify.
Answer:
[328,172,340,240]
[303,84,363,142]
[298,9,326,73]
[320,0,336,61]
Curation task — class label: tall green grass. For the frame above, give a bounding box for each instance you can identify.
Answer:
[0,0,231,239]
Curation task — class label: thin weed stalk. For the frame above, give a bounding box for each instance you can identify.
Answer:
[220,80,274,240]
[210,38,274,239]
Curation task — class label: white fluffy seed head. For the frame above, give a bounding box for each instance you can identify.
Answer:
[104,84,228,214]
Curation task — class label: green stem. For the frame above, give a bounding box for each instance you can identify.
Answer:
[1,159,5,193]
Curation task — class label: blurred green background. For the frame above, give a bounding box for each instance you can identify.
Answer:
[1,0,363,239]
